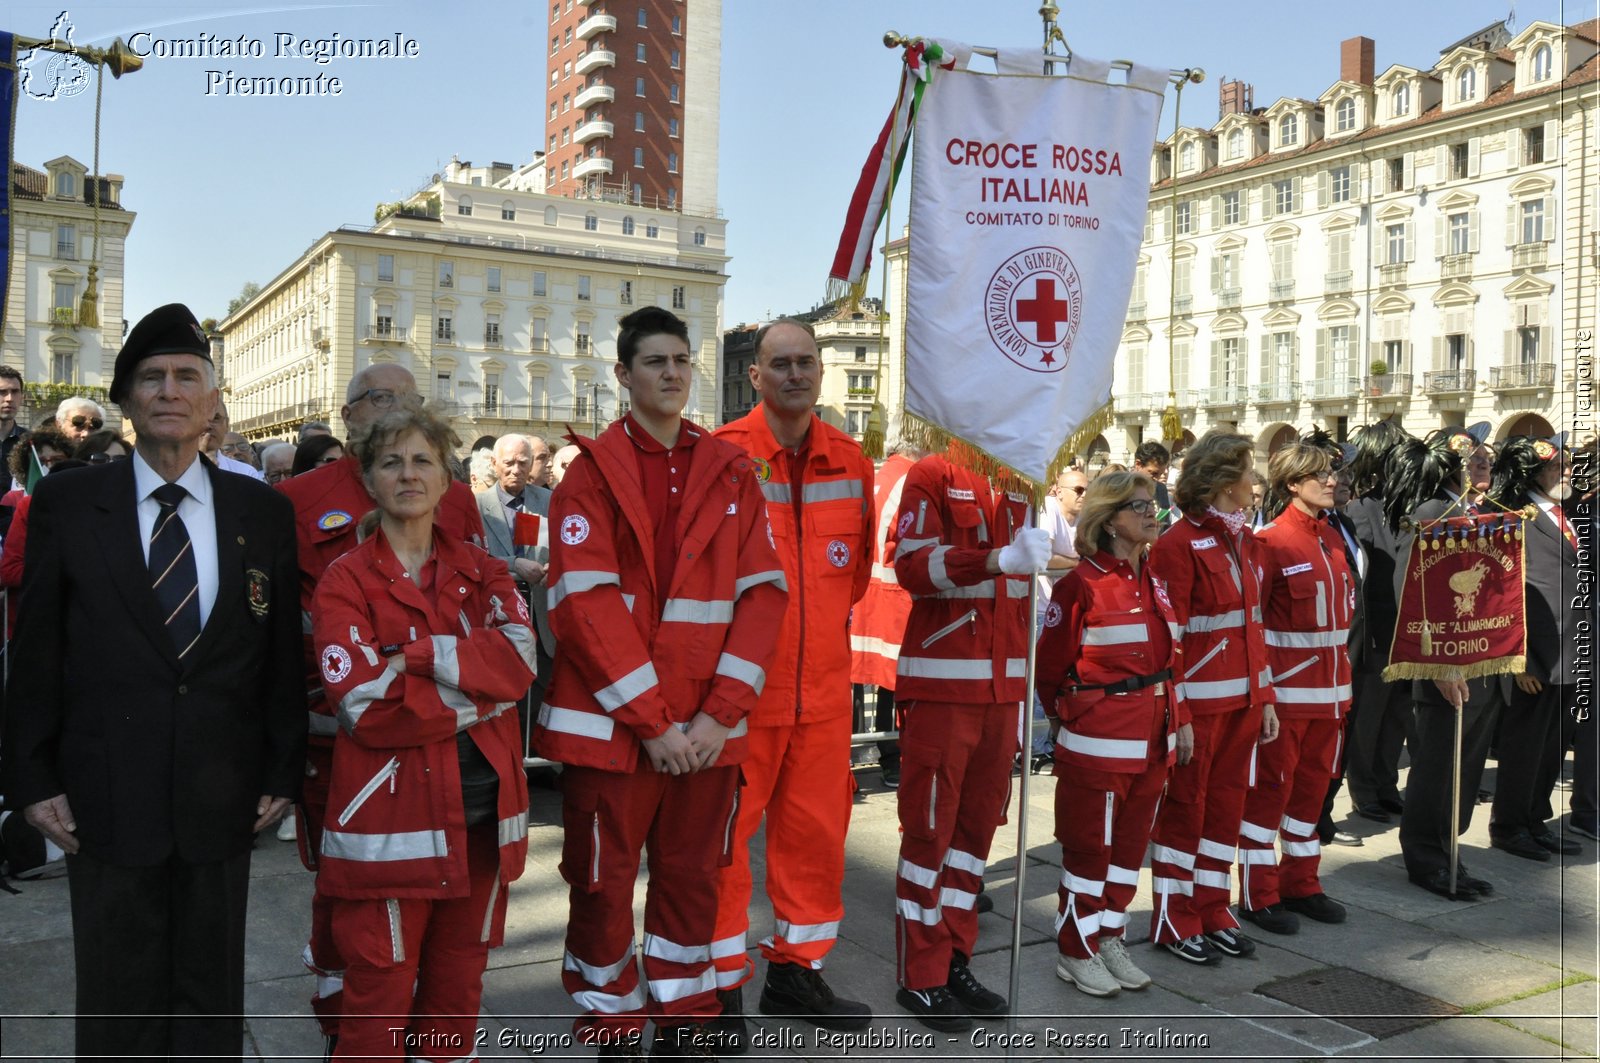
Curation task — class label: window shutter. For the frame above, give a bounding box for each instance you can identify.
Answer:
[1540,325,1552,360]
[1432,336,1443,368]
[1507,128,1522,169]
[1261,184,1274,220]
[1434,215,1446,259]
[1350,326,1361,365]
[1403,152,1415,189]
[1292,176,1302,213]
[1210,256,1222,292]
[1468,209,1480,253]
[1237,336,1248,386]
[1542,196,1557,241]
[1506,203,1519,245]
[1467,136,1481,177]
[1144,211,1153,243]
[1405,221,1417,262]
[1315,328,1329,379]
[1504,329,1517,362]
[1434,145,1447,175]
[1210,340,1221,387]
[1318,171,1330,209]
[1544,118,1560,161]
[1210,194,1222,228]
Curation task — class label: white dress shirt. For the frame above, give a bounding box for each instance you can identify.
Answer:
[216,452,264,481]
[133,450,219,627]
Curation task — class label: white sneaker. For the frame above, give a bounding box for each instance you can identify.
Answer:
[1055,953,1121,997]
[276,815,298,842]
[1096,936,1152,990]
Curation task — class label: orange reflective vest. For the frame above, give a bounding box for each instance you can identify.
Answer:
[714,407,873,726]
[850,453,916,690]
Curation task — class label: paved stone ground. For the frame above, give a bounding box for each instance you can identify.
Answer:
[2,757,1597,1061]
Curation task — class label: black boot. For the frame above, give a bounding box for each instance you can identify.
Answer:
[758,962,871,1031]
[703,986,748,1055]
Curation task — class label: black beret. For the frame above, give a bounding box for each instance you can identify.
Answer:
[110,303,212,403]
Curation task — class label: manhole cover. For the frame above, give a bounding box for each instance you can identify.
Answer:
[1256,966,1461,1039]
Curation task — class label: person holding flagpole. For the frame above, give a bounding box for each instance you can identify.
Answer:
[1035,472,1181,996]
[887,443,1050,1032]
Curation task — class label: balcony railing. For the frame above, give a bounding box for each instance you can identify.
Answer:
[1423,368,1475,396]
[362,323,408,342]
[1216,288,1242,310]
[1512,243,1548,270]
[1489,362,1555,391]
[312,326,330,348]
[1378,263,1408,287]
[1125,301,1147,321]
[1306,376,1361,401]
[1325,270,1353,294]
[1365,373,1413,397]
[575,49,616,76]
[56,242,77,260]
[1204,384,1247,406]
[574,156,614,179]
[484,327,502,345]
[1268,279,1295,302]
[1441,254,1473,281]
[1113,392,1149,416]
[51,306,75,326]
[575,119,614,144]
[574,83,615,108]
[1255,380,1298,404]
[1171,295,1193,315]
[234,399,329,434]
[434,401,611,426]
[576,12,617,38]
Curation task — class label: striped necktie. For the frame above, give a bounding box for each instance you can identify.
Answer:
[150,483,202,659]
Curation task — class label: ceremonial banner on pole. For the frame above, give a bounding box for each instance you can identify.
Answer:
[901,50,1166,486]
[1384,511,1530,681]
[0,33,18,339]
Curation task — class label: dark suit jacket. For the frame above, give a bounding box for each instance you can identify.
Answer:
[3,457,305,867]
[475,484,555,652]
[1520,499,1581,685]
[1347,494,1401,664]
[1331,508,1369,672]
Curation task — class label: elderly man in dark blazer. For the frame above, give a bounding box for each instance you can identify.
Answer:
[4,303,304,1059]
[475,432,556,736]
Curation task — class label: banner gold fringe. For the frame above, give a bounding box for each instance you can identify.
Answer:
[1159,402,1182,443]
[861,402,886,461]
[1382,655,1526,683]
[825,277,868,312]
[900,399,1114,508]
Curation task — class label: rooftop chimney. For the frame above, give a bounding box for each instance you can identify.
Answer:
[1218,78,1254,118]
[1341,36,1375,85]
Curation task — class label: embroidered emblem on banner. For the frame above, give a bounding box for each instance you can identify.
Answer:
[1044,601,1063,628]
[320,645,352,684]
[985,246,1084,373]
[317,510,353,531]
[827,539,851,568]
[560,514,590,545]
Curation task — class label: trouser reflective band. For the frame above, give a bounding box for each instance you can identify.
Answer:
[710,935,747,987]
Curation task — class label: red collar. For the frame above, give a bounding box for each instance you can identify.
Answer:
[622,412,700,454]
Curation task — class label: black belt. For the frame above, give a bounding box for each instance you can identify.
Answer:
[1070,669,1172,696]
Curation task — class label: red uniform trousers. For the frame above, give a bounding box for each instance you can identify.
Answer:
[894,701,1015,990]
[712,713,853,988]
[330,826,504,1061]
[1054,712,1168,959]
[1238,717,1341,908]
[1147,705,1260,943]
[560,764,739,1040]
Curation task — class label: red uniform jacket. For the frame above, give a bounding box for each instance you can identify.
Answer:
[311,529,534,936]
[850,453,916,689]
[714,407,873,726]
[1035,553,1185,773]
[1149,512,1271,717]
[888,453,1032,705]
[531,418,788,771]
[279,456,486,743]
[1255,504,1354,720]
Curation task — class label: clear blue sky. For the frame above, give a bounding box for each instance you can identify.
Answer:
[7,0,1584,331]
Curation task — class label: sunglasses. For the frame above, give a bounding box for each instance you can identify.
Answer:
[86,452,130,464]
[1067,485,1087,497]
[71,416,104,430]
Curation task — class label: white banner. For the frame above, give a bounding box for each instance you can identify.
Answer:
[905,49,1166,483]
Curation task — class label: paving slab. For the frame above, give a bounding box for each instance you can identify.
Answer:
[1344,1009,1579,1060]
[1483,980,1600,1058]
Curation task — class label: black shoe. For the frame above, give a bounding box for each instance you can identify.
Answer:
[974,890,994,914]
[1204,927,1256,958]
[1571,818,1600,841]
[947,955,1007,1016]
[1491,829,1552,862]
[1330,830,1365,847]
[1239,904,1300,935]
[1477,789,1493,804]
[1161,934,1220,964]
[651,1024,714,1060]
[896,985,972,1033]
[1354,802,1392,823]
[1379,795,1406,815]
[1456,866,1494,895]
[705,987,748,1055]
[1282,893,1346,924]
[1410,868,1477,900]
[1531,829,1581,855]
[1030,751,1055,775]
[881,765,900,789]
[759,962,871,1032]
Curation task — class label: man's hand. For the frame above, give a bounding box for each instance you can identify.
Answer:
[1259,704,1281,745]
[1514,672,1543,695]
[1175,722,1195,765]
[24,795,80,854]
[253,795,293,833]
[1433,678,1469,709]
[684,712,732,771]
[513,558,547,586]
[641,726,698,775]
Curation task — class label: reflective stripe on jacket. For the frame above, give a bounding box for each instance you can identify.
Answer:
[1256,504,1354,719]
[850,453,916,689]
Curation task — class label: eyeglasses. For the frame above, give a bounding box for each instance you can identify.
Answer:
[1301,469,1340,484]
[351,388,399,410]
[70,416,104,430]
[86,452,129,464]
[1118,499,1157,516]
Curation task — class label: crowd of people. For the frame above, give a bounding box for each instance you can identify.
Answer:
[0,299,1591,1061]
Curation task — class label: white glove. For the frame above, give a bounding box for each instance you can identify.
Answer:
[997,526,1053,575]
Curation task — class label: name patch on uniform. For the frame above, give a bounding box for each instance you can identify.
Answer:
[317,510,353,531]
[1282,562,1313,576]
[560,514,591,545]
[1044,601,1063,628]
[1191,536,1218,550]
[946,487,976,501]
[752,457,772,484]
[320,645,352,684]
[827,539,851,567]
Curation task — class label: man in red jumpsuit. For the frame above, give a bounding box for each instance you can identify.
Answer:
[709,320,875,1050]
[534,307,787,1059]
[277,364,486,1050]
[889,448,1052,1032]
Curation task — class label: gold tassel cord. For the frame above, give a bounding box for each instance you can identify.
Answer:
[77,58,105,330]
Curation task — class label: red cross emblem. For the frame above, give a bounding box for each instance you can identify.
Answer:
[984,246,1083,374]
[1015,277,1070,346]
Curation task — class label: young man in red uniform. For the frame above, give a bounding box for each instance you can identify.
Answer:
[277,364,486,1049]
[534,307,787,1059]
[888,447,1052,1031]
[709,320,875,1048]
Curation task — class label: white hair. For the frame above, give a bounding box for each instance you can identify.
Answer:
[493,433,533,460]
[56,396,107,422]
[469,448,495,486]
[260,441,295,464]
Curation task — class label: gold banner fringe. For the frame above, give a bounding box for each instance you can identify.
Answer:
[900,399,1114,508]
[861,402,886,461]
[1382,655,1526,683]
[825,277,868,313]
[1159,403,1182,444]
